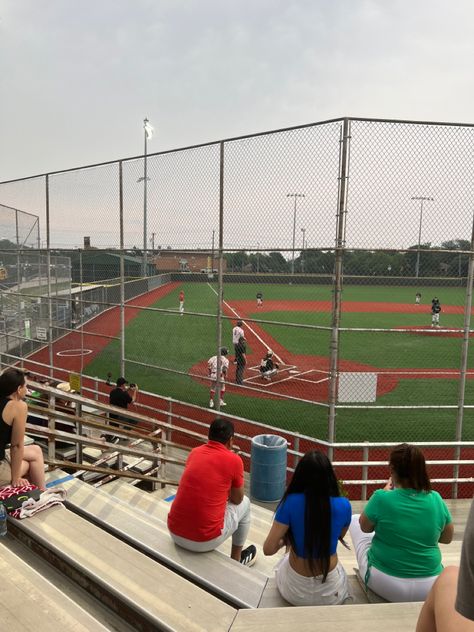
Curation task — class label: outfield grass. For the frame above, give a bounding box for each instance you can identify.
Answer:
[84,281,474,443]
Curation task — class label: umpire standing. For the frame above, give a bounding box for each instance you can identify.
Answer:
[235,336,247,385]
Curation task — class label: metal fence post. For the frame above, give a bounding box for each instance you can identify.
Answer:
[452,217,474,498]
[362,443,369,501]
[45,175,54,377]
[328,118,350,443]
[216,141,225,409]
[119,161,126,377]
[293,433,300,470]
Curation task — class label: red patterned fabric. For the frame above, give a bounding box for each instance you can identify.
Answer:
[0,484,40,518]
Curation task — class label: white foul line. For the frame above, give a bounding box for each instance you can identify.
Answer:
[206,282,285,364]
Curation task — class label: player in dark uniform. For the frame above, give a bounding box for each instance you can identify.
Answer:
[431,297,441,327]
[235,336,247,385]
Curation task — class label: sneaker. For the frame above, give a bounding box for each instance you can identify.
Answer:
[219,400,227,406]
[209,399,214,408]
[240,544,257,567]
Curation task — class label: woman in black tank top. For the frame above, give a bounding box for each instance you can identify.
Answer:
[0,368,46,490]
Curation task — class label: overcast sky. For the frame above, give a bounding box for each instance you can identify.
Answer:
[1,0,473,181]
[1,1,473,250]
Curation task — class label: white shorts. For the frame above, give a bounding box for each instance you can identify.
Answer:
[275,554,351,606]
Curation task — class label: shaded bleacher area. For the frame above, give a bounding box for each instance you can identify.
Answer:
[3,380,472,631]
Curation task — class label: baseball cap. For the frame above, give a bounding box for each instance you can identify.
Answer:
[116,377,128,387]
[237,320,243,326]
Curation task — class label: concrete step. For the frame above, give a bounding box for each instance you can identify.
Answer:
[0,538,111,632]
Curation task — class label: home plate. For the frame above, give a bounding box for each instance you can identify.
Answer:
[289,370,299,374]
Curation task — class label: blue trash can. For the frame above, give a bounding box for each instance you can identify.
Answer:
[250,434,287,502]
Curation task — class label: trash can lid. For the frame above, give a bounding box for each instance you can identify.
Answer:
[252,434,287,448]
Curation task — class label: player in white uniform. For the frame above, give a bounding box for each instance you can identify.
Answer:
[232,320,245,362]
[208,347,229,408]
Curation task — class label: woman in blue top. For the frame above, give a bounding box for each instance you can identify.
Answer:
[263,451,352,606]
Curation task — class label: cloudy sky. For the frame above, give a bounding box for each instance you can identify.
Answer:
[0,1,473,249]
[1,0,473,180]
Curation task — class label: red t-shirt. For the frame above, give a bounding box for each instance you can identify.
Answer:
[179,291,184,301]
[167,441,244,541]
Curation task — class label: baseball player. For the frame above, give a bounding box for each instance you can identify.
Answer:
[256,292,263,308]
[260,350,279,381]
[208,347,229,408]
[415,292,421,305]
[179,290,185,315]
[431,297,441,327]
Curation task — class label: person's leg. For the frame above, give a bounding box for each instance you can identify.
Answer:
[169,496,252,561]
[349,514,374,582]
[20,444,46,491]
[416,566,474,632]
[225,496,251,561]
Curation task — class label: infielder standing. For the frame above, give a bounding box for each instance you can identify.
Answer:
[179,290,185,315]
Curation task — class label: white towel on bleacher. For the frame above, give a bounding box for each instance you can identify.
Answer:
[19,487,67,519]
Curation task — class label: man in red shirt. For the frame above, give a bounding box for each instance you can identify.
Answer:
[167,418,256,565]
[179,290,185,315]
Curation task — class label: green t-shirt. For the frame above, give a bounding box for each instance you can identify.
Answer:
[364,488,452,578]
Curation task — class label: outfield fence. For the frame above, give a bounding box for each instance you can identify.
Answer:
[1,117,474,450]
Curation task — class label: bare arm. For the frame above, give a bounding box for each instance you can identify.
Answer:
[9,400,29,486]
[229,485,244,505]
[263,520,289,556]
[359,512,375,533]
[438,522,454,544]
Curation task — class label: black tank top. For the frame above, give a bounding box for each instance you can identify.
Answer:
[0,398,13,461]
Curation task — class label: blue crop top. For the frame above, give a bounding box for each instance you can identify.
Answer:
[275,493,352,558]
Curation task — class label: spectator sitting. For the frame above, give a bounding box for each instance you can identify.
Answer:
[349,443,454,602]
[0,368,46,491]
[416,498,474,632]
[263,450,352,606]
[167,418,256,566]
[260,350,279,381]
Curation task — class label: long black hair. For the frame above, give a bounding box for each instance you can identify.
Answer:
[277,450,340,580]
[0,367,27,398]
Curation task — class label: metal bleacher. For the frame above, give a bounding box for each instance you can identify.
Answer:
[2,382,470,631]
[5,464,467,631]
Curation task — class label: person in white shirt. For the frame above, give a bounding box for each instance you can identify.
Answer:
[232,320,245,362]
[208,347,229,408]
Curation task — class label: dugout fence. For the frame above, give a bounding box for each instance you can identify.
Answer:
[1,117,474,454]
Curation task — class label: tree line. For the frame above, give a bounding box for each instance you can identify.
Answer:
[224,240,471,277]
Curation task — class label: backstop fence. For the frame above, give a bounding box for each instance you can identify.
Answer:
[1,117,474,451]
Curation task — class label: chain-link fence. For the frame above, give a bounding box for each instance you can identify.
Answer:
[1,117,474,446]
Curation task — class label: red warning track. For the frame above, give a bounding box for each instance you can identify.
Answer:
[26,282,180,374]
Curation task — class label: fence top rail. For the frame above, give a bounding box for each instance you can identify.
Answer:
[2,115,474,185]
[25,379,474,453]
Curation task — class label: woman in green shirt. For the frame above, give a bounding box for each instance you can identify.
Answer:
[349,443,453,602]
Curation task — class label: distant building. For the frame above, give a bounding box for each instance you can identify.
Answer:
[153,251,225,273]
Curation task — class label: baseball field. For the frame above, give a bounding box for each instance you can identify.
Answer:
[72,280,474,444]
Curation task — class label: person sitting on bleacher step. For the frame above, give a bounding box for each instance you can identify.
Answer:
[167,418,256,566]
[263,450,352,606]
[350,443,454,603]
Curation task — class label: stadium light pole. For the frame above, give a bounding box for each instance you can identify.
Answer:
[287,193,305,274]
[411,195,434,278]
[137,118,154,277]
[301,227,306,273]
